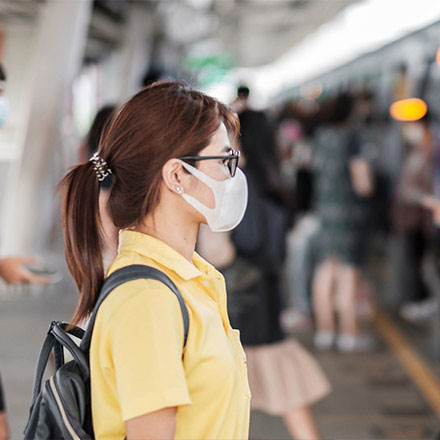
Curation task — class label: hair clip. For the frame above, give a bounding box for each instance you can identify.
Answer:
[90,152,112,182]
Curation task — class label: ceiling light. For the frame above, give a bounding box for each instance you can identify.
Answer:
[389,98,428,121]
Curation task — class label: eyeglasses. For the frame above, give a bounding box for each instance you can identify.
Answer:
[179,149,240,177]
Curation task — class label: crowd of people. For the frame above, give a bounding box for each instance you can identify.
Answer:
[271,88,440,333]
[202,84,440,438]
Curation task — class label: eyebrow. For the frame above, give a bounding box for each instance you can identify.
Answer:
[223,145,233,153]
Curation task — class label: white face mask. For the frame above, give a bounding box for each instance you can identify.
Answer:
[179,161,248,232]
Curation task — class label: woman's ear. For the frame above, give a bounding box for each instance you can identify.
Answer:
[162,158,185,194]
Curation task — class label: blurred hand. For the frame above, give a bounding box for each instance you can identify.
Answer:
[422,195,440,226]
[0,411,9,440]
[350,157,374,197]
[0,256,49,285]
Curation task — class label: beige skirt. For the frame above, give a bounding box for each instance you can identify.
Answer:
[244,338,331,416]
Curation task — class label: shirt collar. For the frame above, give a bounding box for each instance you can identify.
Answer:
[118,230,214,281]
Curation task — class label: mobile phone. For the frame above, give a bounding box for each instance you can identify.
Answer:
[25,265,63,284]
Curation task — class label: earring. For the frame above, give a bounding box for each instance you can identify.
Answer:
[175,186,184,194]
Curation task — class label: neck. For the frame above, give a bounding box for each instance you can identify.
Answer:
[135,204,199,263]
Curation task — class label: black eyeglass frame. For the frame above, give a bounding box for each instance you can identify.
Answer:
[179,149,240,177]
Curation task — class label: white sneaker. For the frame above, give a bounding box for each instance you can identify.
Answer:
[336,333,376,352]
[400,298,438,323]
[314,331,335,350]
[281,309,313,332]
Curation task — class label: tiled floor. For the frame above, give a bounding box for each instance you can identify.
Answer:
[250,329,439,439]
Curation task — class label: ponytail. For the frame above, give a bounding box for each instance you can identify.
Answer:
[59,162,104,326]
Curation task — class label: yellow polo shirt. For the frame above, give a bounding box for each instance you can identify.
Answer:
[90,230,250,439]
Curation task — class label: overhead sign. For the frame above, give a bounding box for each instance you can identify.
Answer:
[183,53,235,86]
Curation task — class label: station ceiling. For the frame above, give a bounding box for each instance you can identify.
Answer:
[0,0,361,68]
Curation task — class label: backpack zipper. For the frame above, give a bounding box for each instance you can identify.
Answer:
[49,376,81,440]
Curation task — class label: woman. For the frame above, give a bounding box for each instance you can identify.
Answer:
[60,82,250,440]
[394,115,437,321]
[312,94,374,352]
[78,105,116,163]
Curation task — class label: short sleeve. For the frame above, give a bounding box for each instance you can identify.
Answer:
[347,133,361,159]
[104,280,191,421]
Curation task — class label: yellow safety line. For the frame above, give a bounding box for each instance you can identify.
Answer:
[374,308,440,420]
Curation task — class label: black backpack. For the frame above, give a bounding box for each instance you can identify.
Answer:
[23,265,189,440]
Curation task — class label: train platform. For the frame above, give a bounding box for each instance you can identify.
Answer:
[252,320,440,439]
[1,273,439,440]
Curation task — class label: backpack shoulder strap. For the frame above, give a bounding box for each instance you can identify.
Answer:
[81,265,189,352]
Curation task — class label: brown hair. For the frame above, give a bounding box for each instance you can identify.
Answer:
[60,81,239,325]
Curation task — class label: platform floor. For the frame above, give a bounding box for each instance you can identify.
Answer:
[1,277,439,439]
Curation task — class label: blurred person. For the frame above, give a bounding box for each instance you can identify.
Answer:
[60,82,250,439]
[232,85,282,200]
[0,62,48,440]
[275,111,318,330]
[78,105,116,163]
[423,195,440,227]
[198,152,330,440]
[393,113,438,321]
[233,86,318,332]
[422,195,440,283]
[283,216,320,331]
[349,91,379,319]
[350,91,379,170]
[141,65,169,88]
[0,256,48,285]
[0,65,48,286]
[78,105,118,262]
[312,94,375,352]
[274,117,300,194]
[274,103,314,206]
[0,379,6,440]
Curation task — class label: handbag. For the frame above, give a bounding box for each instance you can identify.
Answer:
[23,265,189,440]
